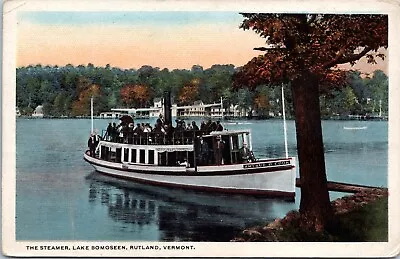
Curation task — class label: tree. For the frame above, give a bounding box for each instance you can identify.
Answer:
[204,64,236,103]
[233,14,387,231]
[177,79,200,105]
[71,84,102,116]
[120,84,152,108]
[328,86,358,115]
[253,86,271,117]
[53,92,68,116]
[364,70,388,115]
[234,88,254,117]
[348,71,367,104]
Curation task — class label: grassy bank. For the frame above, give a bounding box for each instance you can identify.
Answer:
[334,197,388,241]
[233,189,388,242]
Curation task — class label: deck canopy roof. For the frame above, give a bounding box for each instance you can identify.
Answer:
[204,129,251,137]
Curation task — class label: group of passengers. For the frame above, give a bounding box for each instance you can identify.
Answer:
[104,114,224,145]
[88,114,255,165]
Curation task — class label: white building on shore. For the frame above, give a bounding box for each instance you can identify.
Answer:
[172,99,225,118]
[100,98,164,119]
[100,98,247,119]
[32,105,44,118]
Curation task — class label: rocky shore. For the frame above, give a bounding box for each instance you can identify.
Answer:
[232,188,388,242]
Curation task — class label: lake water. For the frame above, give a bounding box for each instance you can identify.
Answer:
[15,118,388,241]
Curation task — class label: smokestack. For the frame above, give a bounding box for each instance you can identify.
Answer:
[163,91,172,125]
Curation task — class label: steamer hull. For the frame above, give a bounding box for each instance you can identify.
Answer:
[84,151,296,199]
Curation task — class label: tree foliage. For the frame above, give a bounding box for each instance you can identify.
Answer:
[177,78,200,105]
[234,14,387,89]
[233,13,388,232]
[71,83,102,116]
[16,62,387,118]
[120,84,152,108]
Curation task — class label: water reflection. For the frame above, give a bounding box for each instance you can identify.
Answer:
[85,172,295,241]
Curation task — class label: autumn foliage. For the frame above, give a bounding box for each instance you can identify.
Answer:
[71,79,101,116]
[120,84,152,108]
[233,14,387,90]
[234,14,388,232]
[253,93,270,114]
[177,78,200,105]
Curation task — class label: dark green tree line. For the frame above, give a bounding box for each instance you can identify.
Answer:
[16,64,387,118]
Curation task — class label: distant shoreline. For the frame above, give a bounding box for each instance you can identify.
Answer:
[16,115,388,121]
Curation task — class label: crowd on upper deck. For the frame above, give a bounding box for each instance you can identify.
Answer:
[88,114,255,165]
[104,114,224,145]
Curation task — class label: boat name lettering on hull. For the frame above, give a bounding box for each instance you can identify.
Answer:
[243,160,290,169]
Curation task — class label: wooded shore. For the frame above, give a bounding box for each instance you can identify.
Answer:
[232,188,388,242]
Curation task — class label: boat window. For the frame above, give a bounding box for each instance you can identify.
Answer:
[232,135,239,150]
[231,135,240,164]
[221,135,231,165]
[148,150,154,164]
[167,152,176,166]
[123,148,129,162]
[131,149,136,163]
[110,151,116,162]
[139,149,145,164]
[100,145,107,160]
[159,152,167,166]
[116,148,122,163]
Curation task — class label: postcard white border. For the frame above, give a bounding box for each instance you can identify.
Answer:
[2,0,400,257]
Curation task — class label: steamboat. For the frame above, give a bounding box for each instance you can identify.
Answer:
[84,92,296,199]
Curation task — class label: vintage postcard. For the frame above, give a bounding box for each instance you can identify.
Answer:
[2,0,400,257]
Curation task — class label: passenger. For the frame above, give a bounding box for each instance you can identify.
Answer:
[143,123,152,133]
[126,123,134,144]
[174,120,184,144]
[200,121,207,132]
[177,122,184,133]
[153,123,166,144]
[164,123,174,144]
[133,123,140,131]
[106,123,113,141]
[209,121,217,132]
[177,158,189,167]
[205,120,212,132]
[158,114,165,125]
[191,121,199,131]
[94,129,101,146]
[111,122,117,142]
[117,123,124,143]
[213,136,224,165]
[199,137,209,165]
[216,121,223,131]
[88,133,96,157]
[122,124,130,143]
[240,143,251,162]
[133,123,143,144]
[179,159,189,167]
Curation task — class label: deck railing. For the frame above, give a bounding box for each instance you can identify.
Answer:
[101,130,212,145]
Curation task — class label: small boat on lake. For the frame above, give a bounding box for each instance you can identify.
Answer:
[343,126,368,130]
[84,93,296,199]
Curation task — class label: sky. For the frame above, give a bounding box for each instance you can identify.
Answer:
[17,11,387,74]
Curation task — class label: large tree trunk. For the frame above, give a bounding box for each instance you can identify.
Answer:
[291,71,333,232]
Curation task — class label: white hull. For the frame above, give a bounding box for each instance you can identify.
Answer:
[84,152,296,198]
